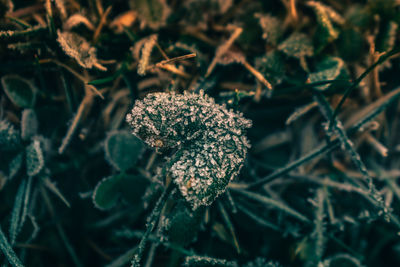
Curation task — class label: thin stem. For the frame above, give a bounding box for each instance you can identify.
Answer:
[330,46,400,128]
[131,183,174,267]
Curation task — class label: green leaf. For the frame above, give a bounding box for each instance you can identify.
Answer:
[182,255,238,267]
[8,152,23,180]
[1,75,37,108]
[0,225,25,267]
[42,177,71,207]
[278,33,314,58]
[255,51,285,86]
[21,109,38,141]
[308,57,348,91]
[92,175,123,210]
[307,1,343,52]
[163,202,202,246]
[26,139,44,177]
[0,120,21,151]
[9,179,26,245]
[104,131,144,172]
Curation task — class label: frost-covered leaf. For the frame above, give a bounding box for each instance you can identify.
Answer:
[307,1,343,51]
[0,120,21,151]
[255,13,282,45]
[104,131,144,172]
[0,225,24,267]
[92,175,123,210]
[308,57,348,91]
[182,255,238,267]
[9,179,25,245]
[26,139,44,177]
[278,33,314,58]
[21,109,38,141]
[243,258,282,267]
[1,74,37,108]
[130,0,171,30]
[135,34,157,76]
[56,30,106,71]
[126,90,252,210]
[336,28,365,61]
[8,152,23,180]
[255,51,285,86]
[43,177,70,207]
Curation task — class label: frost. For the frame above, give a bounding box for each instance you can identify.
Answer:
[126,90,252,210]
[56,30,106,71]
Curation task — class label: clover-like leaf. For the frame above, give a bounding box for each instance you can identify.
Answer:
[278,33,314,58]
[21,109,38,141]
[308,57,348,91]
[126,90,252,210]
[255,51,285,86]
[26,139,44,177]
[1,75,37,108]
[307,1,344,51]
[104,131,144,172]
[56,30,106,71]
[162,201,202,246]
[92,175,122,210]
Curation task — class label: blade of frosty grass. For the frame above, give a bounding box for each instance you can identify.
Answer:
[330,46,400,129]
[131,183,173,267]
[0,225,25,267]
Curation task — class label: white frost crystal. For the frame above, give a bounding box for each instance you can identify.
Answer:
[126,90,251,210]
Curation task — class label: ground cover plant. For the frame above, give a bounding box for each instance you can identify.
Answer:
[1,0,400,266]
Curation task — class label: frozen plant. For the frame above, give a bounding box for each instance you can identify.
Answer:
[126,90,252,210]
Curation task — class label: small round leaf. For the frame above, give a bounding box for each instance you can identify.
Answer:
[1,75,37,108]
[104,131,144,171]
[92,175,123,210]
[26,139,44,177]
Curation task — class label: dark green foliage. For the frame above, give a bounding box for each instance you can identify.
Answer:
[1,0,400,266]
[162,201,202,246]
[93,174,148,210]
[1,75,36,108]
[278,33,314,59]
[93,175,124,210]
[308,57,349,91]
[104,131,144,172]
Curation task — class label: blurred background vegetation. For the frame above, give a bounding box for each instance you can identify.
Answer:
[1,0,400,266]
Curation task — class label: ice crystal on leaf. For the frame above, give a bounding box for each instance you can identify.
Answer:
[56,30,106,71]
[126,90,251,210]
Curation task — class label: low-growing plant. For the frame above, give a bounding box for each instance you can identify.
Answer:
[1,0,400,267]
